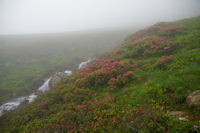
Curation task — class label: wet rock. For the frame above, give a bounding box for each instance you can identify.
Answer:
[187,90,200,107]
[170,111,186,116]
[49,72,72,88]
[0,97,27,116]
[169,111,188,121]
[178,117,188,121]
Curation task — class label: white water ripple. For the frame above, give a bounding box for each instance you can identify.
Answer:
[38,78,51,92]
[0,59,91,116]
[78,59,92,69]
[0,78,51,116]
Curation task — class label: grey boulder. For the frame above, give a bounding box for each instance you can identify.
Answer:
[186,90,200,107]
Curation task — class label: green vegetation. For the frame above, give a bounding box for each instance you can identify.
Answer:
[0,29,132,103]
[0,16,200,132]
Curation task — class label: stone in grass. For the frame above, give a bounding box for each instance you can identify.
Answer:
[187,90,200,107]
[169,111,188,122]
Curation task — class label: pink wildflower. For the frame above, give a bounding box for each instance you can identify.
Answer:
[133,64,138,67]
[161,58,167,63]
[141,110,145,114]
[123,80,126,84]
[110,78,116,81]
[125,71,133,76]
[106,110,110,113]
[70,127,76,133]
[112,96,114,101]
[81,86,85,90]
[158,58,167,63]
[100,100,105,105]
[116,56,121,59]
[163,46,170,50]
[92,93,97,97]
[77,105,85,110]
[113,116,117,121]
[165,40,169,43]
[110,88,114,91]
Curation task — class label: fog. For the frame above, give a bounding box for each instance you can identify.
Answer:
[0,0,200,124]
[0,0,200,34]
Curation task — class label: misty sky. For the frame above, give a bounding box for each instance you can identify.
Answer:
[0,0,200,34]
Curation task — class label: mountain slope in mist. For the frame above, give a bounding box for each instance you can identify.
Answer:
[0,16,200,132]
[0,29,135,103]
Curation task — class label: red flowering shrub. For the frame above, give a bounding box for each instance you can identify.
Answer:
[77,105,86,110]
[125,22,184,42]
[122,23,185,58]
[122,102,174,133]
[108,71,134,90]
[158,25,185,36]
[133,64,138,67]
[2,17,198,133]
[123,35,183,58]
[156,55,174,69]
[71,58,133,90]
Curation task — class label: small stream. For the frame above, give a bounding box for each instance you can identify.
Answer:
[0,59,91,116]
[78,58,92,69]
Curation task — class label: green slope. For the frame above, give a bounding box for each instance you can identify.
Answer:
[0,29,132,103]
[0,16,200,133]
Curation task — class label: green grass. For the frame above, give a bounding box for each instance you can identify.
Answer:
[0,16,200,133]
[0,29,132,103]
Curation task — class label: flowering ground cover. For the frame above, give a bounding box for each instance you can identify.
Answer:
[0,16,200,133]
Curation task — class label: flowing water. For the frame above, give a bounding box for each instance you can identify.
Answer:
[78,59,92,69]
[64,70,72,75]
[0,59,91,116]
[0,78,51,116]
[38,78,51,92]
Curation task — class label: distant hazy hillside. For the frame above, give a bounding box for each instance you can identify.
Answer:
[0,28,136,103]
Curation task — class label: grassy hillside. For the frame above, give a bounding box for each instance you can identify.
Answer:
[0,16,200,133]
[0,29,134,103]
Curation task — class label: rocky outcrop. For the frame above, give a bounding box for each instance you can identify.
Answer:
[186,90,200,107]
[49,72,72,88]
[169,111,188,121]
